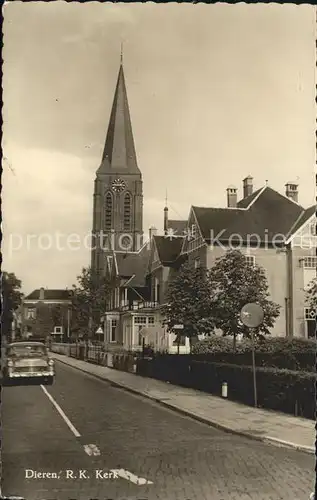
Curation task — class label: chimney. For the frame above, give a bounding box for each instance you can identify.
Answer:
[285,182,298,203]
[164,206,168,235]
[243,175,253,198]
[226,185,237,208]
[39,287,45,300]
[149,226,158,241]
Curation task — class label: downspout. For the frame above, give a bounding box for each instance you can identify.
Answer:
[286,244,294,337]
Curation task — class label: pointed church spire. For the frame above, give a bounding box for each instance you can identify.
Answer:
[98,52,140,174]
[164,189,168,234]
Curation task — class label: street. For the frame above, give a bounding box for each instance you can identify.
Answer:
[2,361,315,500]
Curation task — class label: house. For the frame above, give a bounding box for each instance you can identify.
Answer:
[22,288,72,342]
[151,178,316,339]
[90,57,315,349]
[103,178,316,346]
[103,227,191,352]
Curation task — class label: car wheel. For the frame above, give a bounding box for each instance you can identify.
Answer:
[44,376,54,386]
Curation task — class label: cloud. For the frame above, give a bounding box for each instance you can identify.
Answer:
[2,144,185,293]
[2,143,97,291]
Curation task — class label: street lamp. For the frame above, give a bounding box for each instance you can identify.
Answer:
[240,303,264,408]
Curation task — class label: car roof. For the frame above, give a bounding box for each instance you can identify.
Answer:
[8,342,45,347]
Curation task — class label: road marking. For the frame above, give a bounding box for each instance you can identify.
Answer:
[111,468,153,485]
[41,385,81,438]
[84,444,101,456]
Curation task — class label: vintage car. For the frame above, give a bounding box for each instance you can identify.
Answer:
[3,341,55,385]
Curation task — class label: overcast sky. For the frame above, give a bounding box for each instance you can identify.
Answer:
[2,2,316,293]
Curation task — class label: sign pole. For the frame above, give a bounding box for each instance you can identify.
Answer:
[250,327,257,408]
[240,303,264,410]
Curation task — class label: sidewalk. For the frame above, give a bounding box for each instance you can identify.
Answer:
[53,352,316,455]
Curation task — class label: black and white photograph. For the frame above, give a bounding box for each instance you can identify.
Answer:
[2,2,316,500]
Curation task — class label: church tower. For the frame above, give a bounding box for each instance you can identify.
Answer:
[91,56,143,273]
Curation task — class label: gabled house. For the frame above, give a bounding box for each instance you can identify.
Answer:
[102,177,315,348]
[103,227,190,352]
[178,177,316,338]
[103,239,154,350]
[22,288,72,341]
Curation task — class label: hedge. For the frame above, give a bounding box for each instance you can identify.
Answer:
[189,361,315,419]
[136,354,316,419]
[191,337,316,371]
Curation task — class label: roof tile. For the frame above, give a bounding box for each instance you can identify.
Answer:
[193,187,306,244]
[154,236,184,263]
[24,289,72,301]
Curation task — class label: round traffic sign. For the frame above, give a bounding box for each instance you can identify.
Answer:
[240,303,264,328]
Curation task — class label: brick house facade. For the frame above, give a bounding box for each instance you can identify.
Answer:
[22,288,72,342]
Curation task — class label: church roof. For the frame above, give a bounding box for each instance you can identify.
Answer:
[98,63,140,174]
[193,186,307,244]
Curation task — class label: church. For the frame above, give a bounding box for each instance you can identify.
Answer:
[91,57,316,351]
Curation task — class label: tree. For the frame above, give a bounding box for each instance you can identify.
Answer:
[2,272,23,338]
[161,261,215,352]
[71,267,111,339]
[208,250,280,350]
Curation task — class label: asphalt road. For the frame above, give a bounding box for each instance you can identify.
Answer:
[1,361,315,500]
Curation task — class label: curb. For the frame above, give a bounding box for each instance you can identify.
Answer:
[54,356,315,456]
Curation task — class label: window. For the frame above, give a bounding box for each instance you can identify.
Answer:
[304,308,316,321]
[245,255,255,266]
[194,257,201,268]
[54,326,63,334]
[137,326,143,346]
[105,192,113,231]
[107,256,113,271]
[148,317,155,326]
[26,308,36,320]
[110,319,117,342]
[309,222,316,236]
[303,257,317,269]
[123,193,132,231]
[304,308,316,338]
[134,316,147,325]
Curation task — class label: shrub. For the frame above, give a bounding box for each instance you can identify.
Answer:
[136,354,316,419]
[190,361,316,419]
[192,337,316,371]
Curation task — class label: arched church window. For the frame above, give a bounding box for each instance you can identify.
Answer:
[105,192,113,231]
[123,193,132,231]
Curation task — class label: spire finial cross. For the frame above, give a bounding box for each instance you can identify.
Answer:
[165,189,168,207]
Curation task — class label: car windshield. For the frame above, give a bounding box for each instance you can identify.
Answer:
[8,345,47,357]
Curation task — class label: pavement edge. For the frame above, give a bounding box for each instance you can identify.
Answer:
[54,355,315,456]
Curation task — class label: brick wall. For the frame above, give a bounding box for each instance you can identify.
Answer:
[22,301,71,339]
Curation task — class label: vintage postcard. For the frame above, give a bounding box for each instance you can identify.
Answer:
[2,2,316,500]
